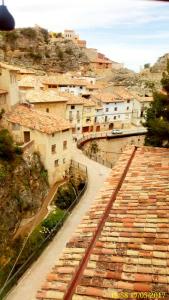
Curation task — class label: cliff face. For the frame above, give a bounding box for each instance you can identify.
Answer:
[0,152,49,258]
[0,27,89,73]
[150,53,169,73]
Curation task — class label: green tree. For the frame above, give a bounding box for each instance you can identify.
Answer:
[144,60,169,147]
[88,141,100,155]
[0,129,15,160]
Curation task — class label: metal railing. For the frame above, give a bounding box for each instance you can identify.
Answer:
[76,128,147,148]
[83,149,115,169]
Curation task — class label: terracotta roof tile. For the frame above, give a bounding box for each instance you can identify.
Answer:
[5,104,71,134]
[26,90,68,103]
[43,76,87,86]
[36,147,169,299]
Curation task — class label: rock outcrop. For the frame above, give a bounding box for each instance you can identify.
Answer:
[0,152,49,259]
[0,26,89,73]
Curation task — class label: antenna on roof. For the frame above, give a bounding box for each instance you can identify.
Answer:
[0,0,15,31]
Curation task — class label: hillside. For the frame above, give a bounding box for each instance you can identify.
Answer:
[0,151,49,264]
[0,26,89,73]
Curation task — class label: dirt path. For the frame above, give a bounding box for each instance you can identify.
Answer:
[14,179,66,239]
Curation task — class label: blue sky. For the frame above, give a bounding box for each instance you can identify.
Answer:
[7,0,169,72]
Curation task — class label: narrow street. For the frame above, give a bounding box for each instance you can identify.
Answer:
[6,144,111,300]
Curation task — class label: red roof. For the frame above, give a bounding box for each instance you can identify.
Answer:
[37,146,169,299]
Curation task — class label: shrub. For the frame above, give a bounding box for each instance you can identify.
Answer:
[42,208,65,232]
[57,49,64,60]
[5,31,19,43]
[14,146,23,155]
[0,129,15,160]
[65,47,73,55]
[54,183,76,210]
[40,169,48,184]
[0,166,7,182]
[20,28,37,39]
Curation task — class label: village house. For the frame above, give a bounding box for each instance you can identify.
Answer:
[90,57,113,70]
[65,94,84,134]
[18,75,46,103]
[63,30,87,48]
[16,68,36,81]
[3,104,73,186]
[93,88,134,130]
[0,89,8,112]
[25,90,68,119]
[0,62,20,110]
[82,99,96,133]
[42,76,88,96]
[93,103,105,132]
[132,94,153,126]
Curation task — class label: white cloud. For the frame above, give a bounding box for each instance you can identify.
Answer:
[6,0,165,30]
[5,0,169,71]
[93,42,169,72]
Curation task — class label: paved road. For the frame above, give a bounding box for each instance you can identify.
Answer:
[5,144,110,300]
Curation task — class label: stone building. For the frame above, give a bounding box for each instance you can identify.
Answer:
[3,104,73,186]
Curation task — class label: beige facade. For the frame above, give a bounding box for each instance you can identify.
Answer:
[4,105,73,186]
[32,102,67,118]
[25,90,68,118]
[0,90,8,112]
[82,101,95,133]
[66,103,83,133]
[0,63,20,110]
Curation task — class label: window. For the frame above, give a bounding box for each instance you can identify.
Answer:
[69,111,73,121]
[77,111,80,120]
[94,117,97,123]
[114,107,117,111]
[52,133,55,137]
[71,105,75,109]
[105,116,108,122]
[106,108,109,112]
[63,158,66,164]
[127,100,130,103]
[114,116,117,120]
[54,159,59,167]
[51,144,56,154]
[127,106,129,110]
[63,140,67,150]
[24,131,30,143]
[12,123,20,131]
[46,108,49,113]
[86,117,91,122]
[118,115,120,119]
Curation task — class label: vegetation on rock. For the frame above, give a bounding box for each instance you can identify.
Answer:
[0,26,89,73]
[144,60,169,147]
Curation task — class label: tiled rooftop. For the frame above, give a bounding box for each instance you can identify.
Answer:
[93,92,123,103]
[0,62,20,71]
[43,76,87,87]
[112,86,134,100]
[26,90,68,103]
[36,146,169,299]
[0,89,8,94]
[91,58,112,64]
[6,104,71,134]
[18,75,45,88]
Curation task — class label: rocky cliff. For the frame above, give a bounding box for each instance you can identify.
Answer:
[0,152,49,261]
[0,26,89,73]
